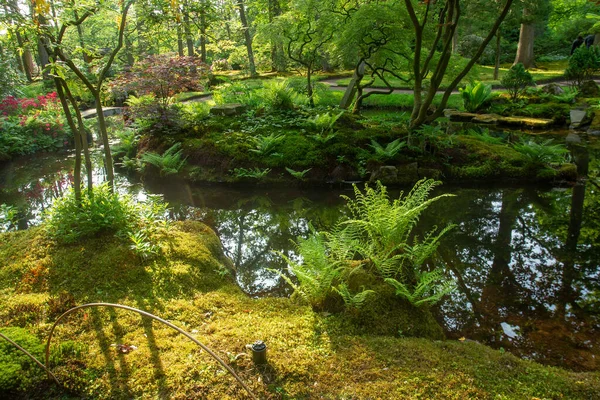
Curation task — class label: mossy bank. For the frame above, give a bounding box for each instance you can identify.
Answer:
[1,222,599,399]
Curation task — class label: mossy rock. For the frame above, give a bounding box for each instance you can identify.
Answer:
[580,80,600,97]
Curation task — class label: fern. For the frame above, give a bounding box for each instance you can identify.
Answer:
[385,269,456,307]
[285,167,311,180]
[249,133,284,157]
[333,284,375,309]
[232,167,271,180]
[513,139,569,166]
[309,111,344,133]
[140,143,187,176]
[275,231,343,308]
[466,128,505,145]
[368,138,406,162]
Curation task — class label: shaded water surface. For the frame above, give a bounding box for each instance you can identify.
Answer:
[1,151,599,371]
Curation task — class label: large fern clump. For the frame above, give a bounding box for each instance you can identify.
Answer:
[278,179,456,310]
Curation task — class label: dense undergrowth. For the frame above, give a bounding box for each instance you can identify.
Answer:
[1,222,599,399]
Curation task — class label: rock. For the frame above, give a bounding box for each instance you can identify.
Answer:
[580,80,600,97]
[566,133,582,144]
[444,110,478,122]
[369,166,398,185]
[472,114,498,124]
[209,103,247,116]
[587,109,600,131]
[396,162,419,185]
[496,116,554,129]
[541,83,564,96]
[329,164,358,183]
[418,168,443,180]
[570,109,590,129]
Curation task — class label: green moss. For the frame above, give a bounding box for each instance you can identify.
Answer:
[0,224,599,398]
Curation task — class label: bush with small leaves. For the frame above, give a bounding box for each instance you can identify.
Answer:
[501,63,535,102]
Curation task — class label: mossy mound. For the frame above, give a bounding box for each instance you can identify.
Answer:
[1,224,598,399]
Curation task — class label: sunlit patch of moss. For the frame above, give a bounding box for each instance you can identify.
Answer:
[0,223,598,399]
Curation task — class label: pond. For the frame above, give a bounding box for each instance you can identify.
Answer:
[1,146,599,372]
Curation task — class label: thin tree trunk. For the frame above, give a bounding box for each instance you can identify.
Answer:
[237,0,257,77]
[184,11,195,56]
[452,28,458,53]
[177,24,185,56]
[513,22,535,68]
[494,28,501,80]
[73,10,89,67]
[200,3,207,63]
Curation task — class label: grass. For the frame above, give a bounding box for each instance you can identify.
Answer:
[0,222,599,399]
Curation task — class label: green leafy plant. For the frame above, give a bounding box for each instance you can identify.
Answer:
[140,143,187,176]
[0,204,18,233]
[368,138,406,162]
[262,80,300,110]
[44,183,169,248]
[276,232,343,308]
[128,230,161,261]
[513,139,570,166]
[410,124,453,153]
[232,167,272,180]
[565,46,600,88]
[501,63,535,102]
[249,133,284,157]
[285,167,312,180]
[333,283,375,310]
[112,128,138,159]
[459,81,492,112]
[308,111,344,133]
[465,128,505,145]
[385,269,456,308]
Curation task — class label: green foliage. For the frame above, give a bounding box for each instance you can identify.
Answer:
[279,180,455,310]
[410,124,454,153]
[0,52,24,99]
[308,111,344,133]
[285,167,311,180]
[111,127,138,159]
[44,183,169,255]
[276,231,343,307]
[565,46,600,88]
[231,167,271,180]
[140,143,187,176]
[513,139,570,167]
[262,80,300,110]
[0,327,44,391]
[333,283,375,310]
[465,128,505,145]
[368,138,406,162]
[0,204,18,233]
[249,133,285,157]
[385,270,455,308]
[212,81,262,108]
[501,63,535,102]
[459,81,492,112]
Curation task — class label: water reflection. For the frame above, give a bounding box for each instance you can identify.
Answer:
[1,152,599,371]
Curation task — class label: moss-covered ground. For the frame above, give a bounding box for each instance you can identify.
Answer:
[1,222,599,399]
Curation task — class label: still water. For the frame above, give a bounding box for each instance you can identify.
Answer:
[1,149,599,371]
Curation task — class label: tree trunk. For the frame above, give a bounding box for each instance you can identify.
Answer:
[200,4,207,63]
[177,24,185,57]
[94,90,115,189]
[307,65,314,107]
[452,28,458,53]
[494,29,501,80]
[237,0,257,77]
[513,22,535,68]
[184,11,195,57]
[37,36,51,80]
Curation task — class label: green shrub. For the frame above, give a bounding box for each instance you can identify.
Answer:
[565,46,600,88]
[501,63,535,101]
[44,183,169,252]
[459,81,492,112]
[0,327,44,391]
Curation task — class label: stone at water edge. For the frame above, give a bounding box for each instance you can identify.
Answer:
[369,166,398,185]
[569,109,590,129]
[209,104,247,116]
[541,83,565,96]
